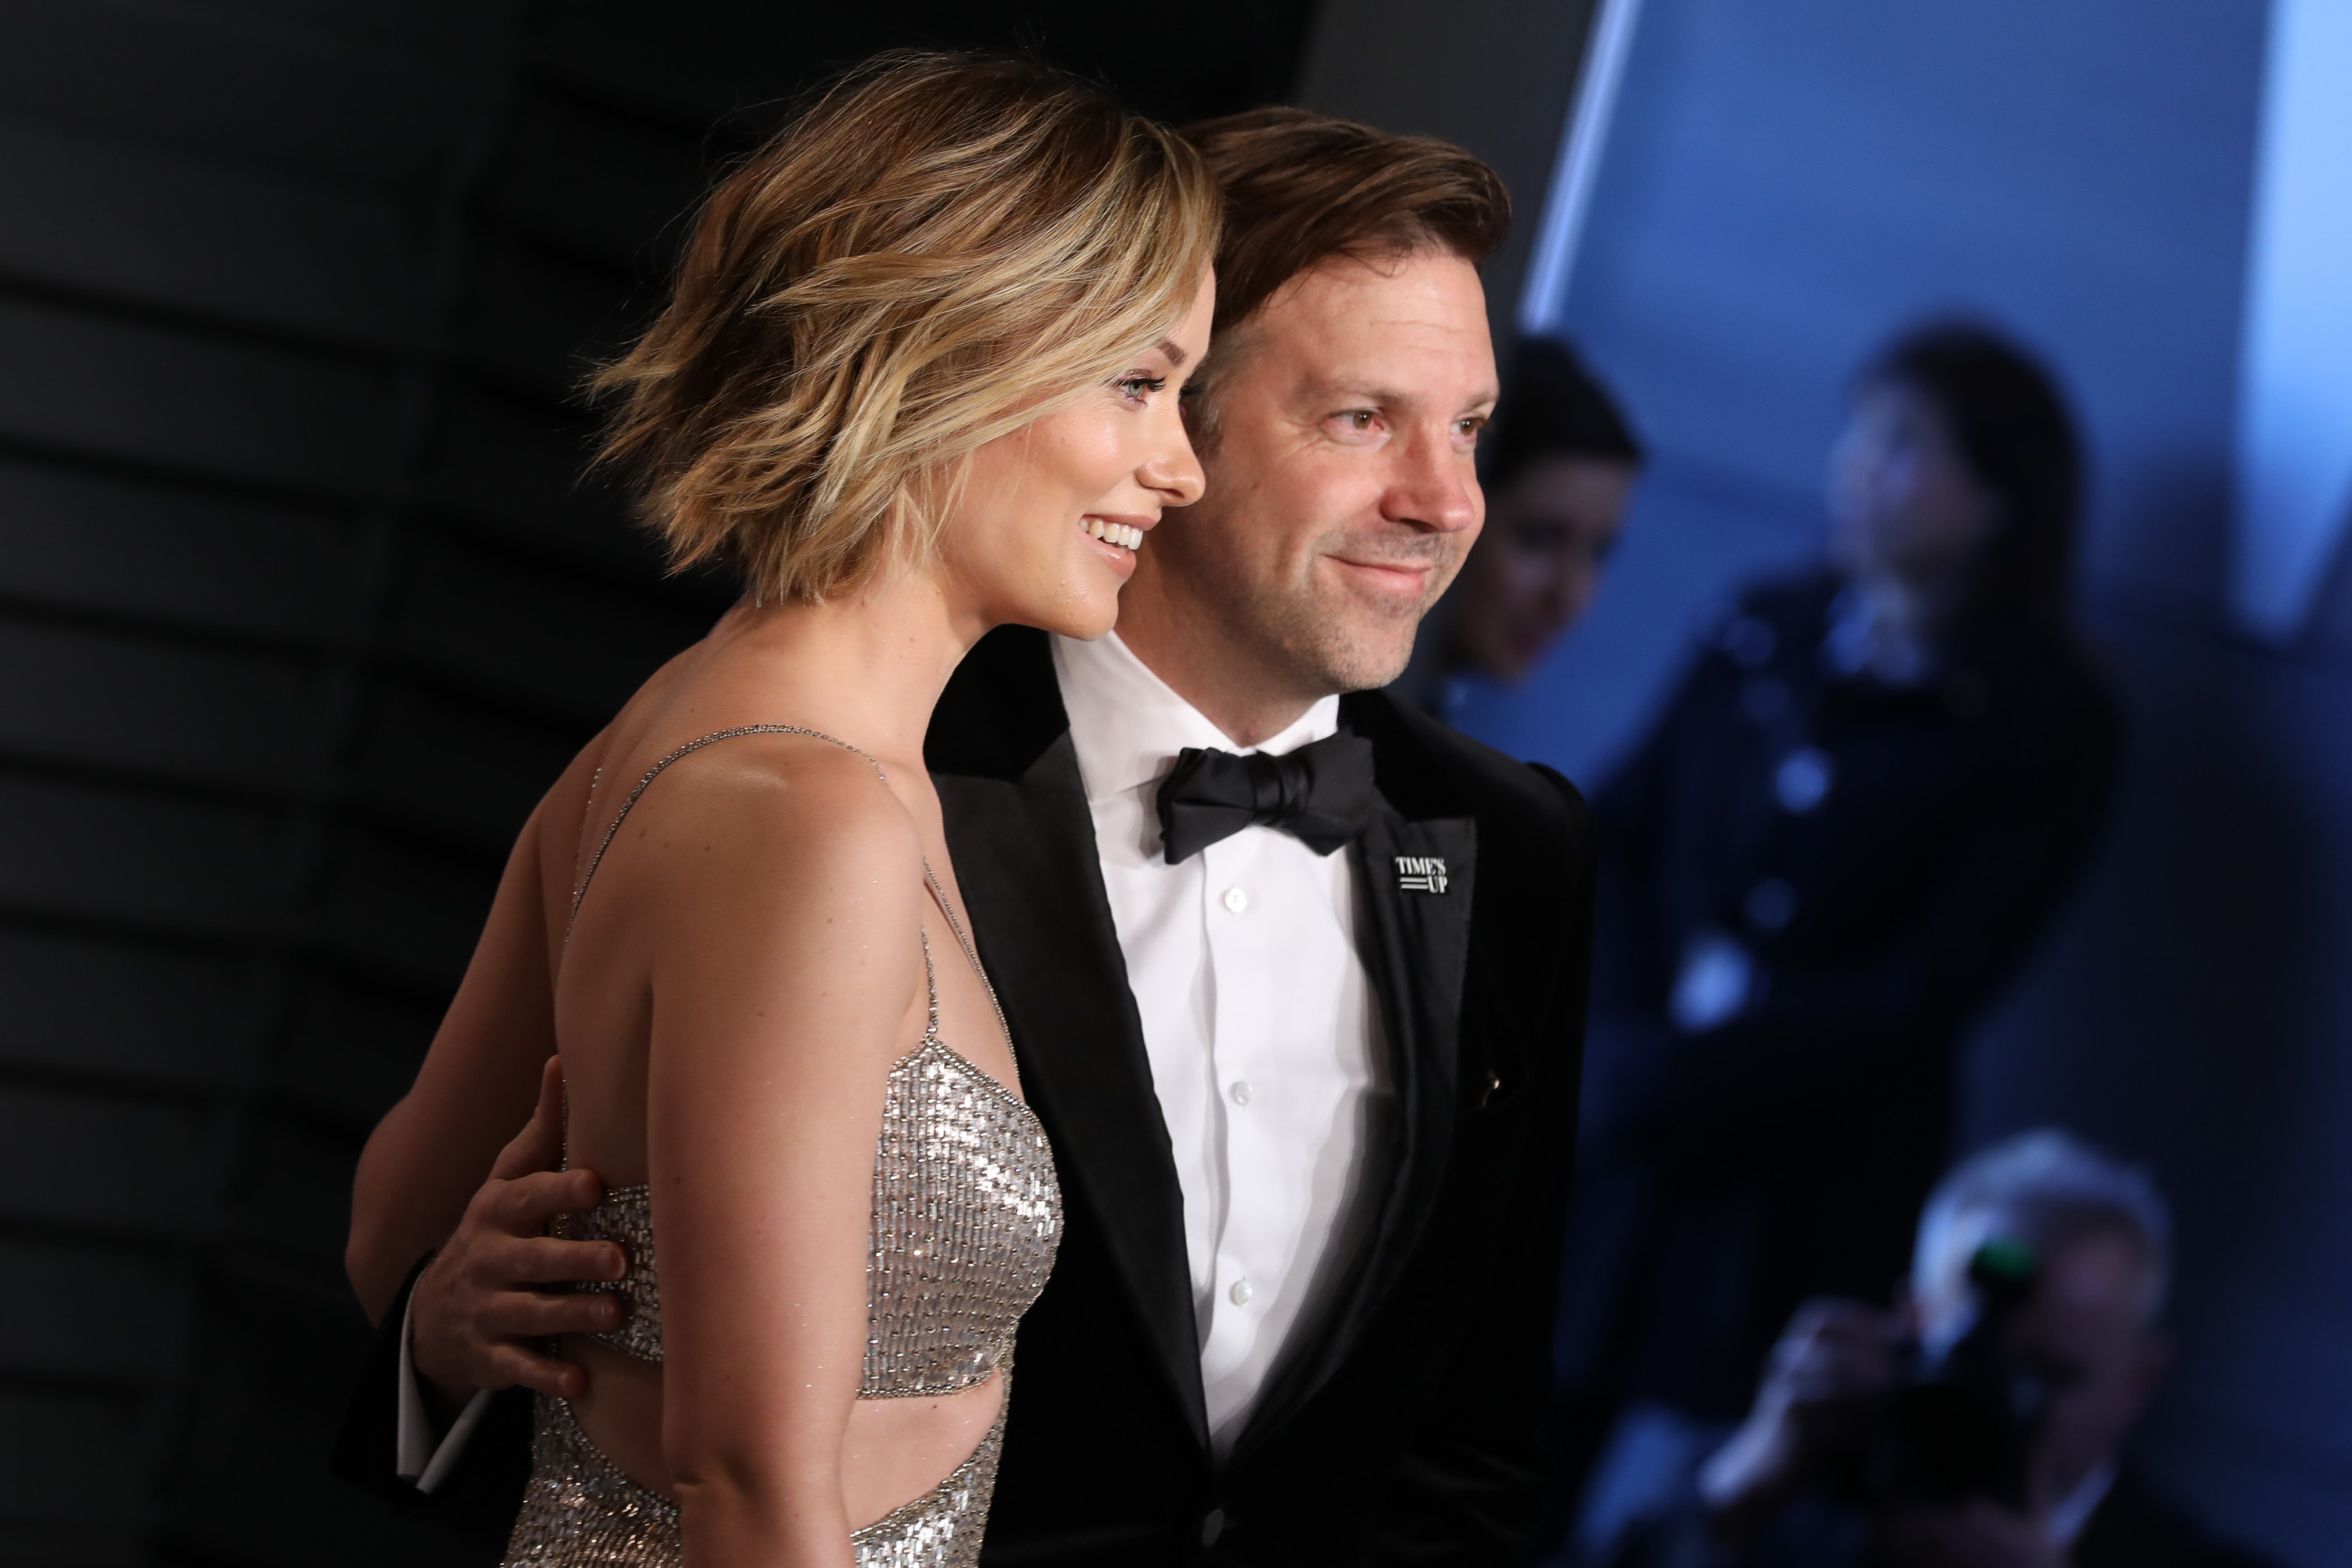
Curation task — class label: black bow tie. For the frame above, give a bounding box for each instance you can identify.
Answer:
[1155,731,1375,864]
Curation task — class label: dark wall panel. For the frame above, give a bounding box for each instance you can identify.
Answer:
[0,932,256,1087]
[0,462,365,644]
[0,779,291,935]
[0,621,326,789]
[0,121,427,348]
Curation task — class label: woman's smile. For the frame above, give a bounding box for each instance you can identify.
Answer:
[1081,512,1156,577]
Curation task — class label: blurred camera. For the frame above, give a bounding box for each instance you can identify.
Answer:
[1860,1239,2050,1508]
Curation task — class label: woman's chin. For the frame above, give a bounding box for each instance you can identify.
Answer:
[1006,588,1120,644]
[1054,601,1122,642]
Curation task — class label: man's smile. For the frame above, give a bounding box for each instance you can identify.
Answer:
[1322,550,1446,598]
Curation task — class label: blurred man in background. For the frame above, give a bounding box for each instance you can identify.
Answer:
[1548,322,2125,1539]
[1396,336,1643,720]
[1573,1129,2274,1568]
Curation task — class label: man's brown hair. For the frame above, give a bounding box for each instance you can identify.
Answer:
[1185,107,1510,336]
[1177,107,1508,429]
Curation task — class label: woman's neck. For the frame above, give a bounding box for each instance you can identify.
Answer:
[692,564,983,775]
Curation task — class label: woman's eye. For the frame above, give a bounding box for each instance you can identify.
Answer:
[1116,374,1167,402]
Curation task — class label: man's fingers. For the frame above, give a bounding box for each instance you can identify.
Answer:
[489,1055,566,1181]
[485,1167,604,1232]
[489,1236,628,1287]
[479,1285,626,1339]
[488,1342,589,1400]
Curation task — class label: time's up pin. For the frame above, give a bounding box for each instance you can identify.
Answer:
[1394,855,1448,894]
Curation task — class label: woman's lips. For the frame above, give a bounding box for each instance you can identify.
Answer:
[1080,515,1146,579]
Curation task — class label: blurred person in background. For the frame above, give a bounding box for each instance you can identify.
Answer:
[1548,321,2126,1549]
[1395,336,1643,721]
[1578,1129,2276,1568]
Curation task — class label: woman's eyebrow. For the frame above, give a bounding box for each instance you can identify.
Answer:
[1156,338,1190,368]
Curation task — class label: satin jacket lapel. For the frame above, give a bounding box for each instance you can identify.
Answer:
[930,631,1210,1450]
[1232,790,1476,1456]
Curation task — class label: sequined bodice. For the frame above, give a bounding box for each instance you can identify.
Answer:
[557,1024,1059,1396]
[554,724,1062,1400]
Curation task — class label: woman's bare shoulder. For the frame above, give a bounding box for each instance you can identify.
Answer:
[629,739,931,1061]
[622,732,926,906]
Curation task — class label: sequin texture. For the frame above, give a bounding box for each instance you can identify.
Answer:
[554,1183,659,1363]
[539,1033,1062,1396]
[503,1395,677,1566]
[501,1387,1010,1568]
[866,1037,1062,1395]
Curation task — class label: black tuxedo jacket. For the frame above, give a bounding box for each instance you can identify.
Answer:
[335,626,1595,1566]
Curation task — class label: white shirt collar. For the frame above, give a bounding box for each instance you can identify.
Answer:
[1051,630,1343,803]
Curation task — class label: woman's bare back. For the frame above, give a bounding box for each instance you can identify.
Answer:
[541,619,1034,1530]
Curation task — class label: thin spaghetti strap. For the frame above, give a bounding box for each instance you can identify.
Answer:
[918,930,940,1043]
[922,859,1015,1067]
[568,724,890,935]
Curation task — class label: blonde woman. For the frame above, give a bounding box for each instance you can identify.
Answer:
[344,55,1218,1566]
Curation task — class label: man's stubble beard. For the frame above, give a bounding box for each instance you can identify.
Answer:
[1223,530,1462,700]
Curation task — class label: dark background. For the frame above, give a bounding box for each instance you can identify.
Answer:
[0,3,1320,1562]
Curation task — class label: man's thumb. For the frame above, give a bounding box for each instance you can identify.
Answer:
[491,1054,564,1179]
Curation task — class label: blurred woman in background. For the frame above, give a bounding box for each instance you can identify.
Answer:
[1394,336,1643,720]
[1549,321,2125,1553]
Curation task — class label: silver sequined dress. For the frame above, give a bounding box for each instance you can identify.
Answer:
[499,727,1062,1567]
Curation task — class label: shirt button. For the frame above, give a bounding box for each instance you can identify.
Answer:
[1221,887,1249,913]
[1229,1080,1252,1107]
[1229,1278,1254,1306]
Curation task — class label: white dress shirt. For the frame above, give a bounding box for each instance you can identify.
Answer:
[1054,630,1388,1454]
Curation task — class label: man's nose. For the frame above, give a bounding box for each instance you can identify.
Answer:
[1382,426,1479,535]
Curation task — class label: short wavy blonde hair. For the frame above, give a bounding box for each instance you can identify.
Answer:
[591,53,1221,602]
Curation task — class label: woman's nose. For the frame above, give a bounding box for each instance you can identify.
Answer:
[1145,438,1206,508]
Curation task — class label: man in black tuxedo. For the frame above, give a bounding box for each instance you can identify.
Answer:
[336,108,1594,1566]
